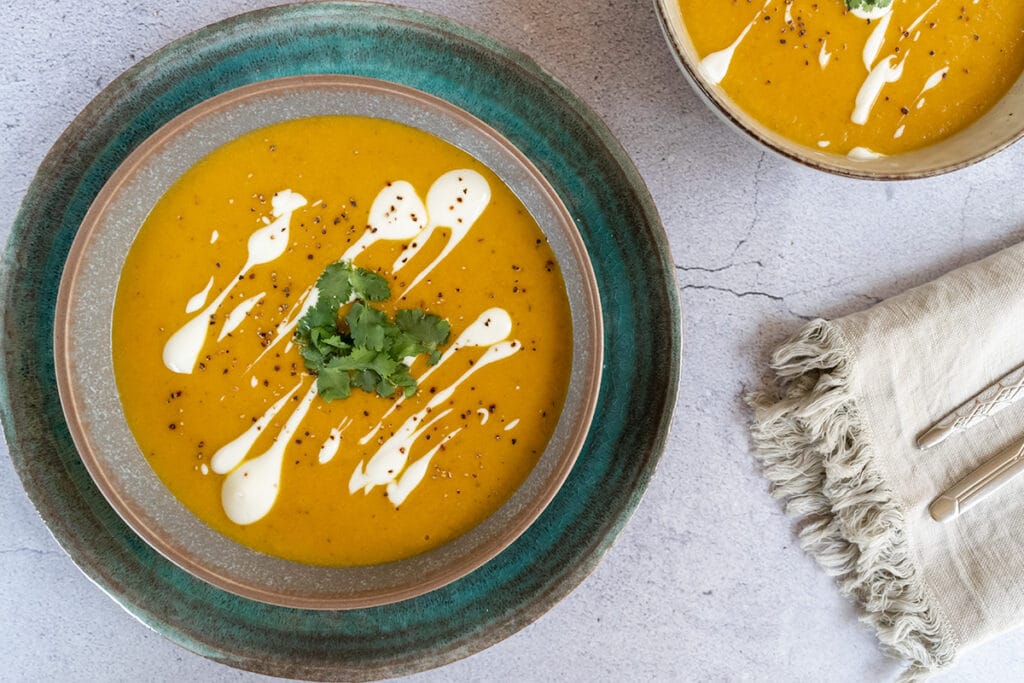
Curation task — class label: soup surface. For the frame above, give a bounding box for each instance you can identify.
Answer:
[678,0,1024,156]
[113,116,573,566]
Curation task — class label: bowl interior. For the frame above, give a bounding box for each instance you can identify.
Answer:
[655,0,1024,179]
[54,75,603,609]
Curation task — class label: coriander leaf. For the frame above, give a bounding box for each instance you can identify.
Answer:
[395,309,450,366]
[388,331,426,362]
[300,344,327,372]
[376,377,397,398]
[317,366,351,401]
[845,0,892,14]
[315,261,390,311]
[348,268,391,301]
[395,309,451,348]
[347,302,390,351]
[391,365,418,398]
[321,336,350,351]
[316,262,355,308]
[352,369,380,393]
[369,351,400,379]
[324,346,379,371]
[293,260,452,403]
[297,299,339,339]
[309,326,348,353]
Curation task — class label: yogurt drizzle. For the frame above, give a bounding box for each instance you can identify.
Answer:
[162,189,307,373]
[862,11,893,72]
[210,380,303,475]
[387,429,463,506]
[892,66,950,139]
[818,40,832,69]
[696,1,951,147]
[317,417,353,465]
[220,383,319,525]
[349,340,522,503]
[850,2,945,127]
[185,277,214,314]
[218,291,265,341]
[198,170,505,523]
[699,0,773,85]
[358,307,514,444]
[848,146,886,159]
[852,53,908,125]
[239,170,491,370]
[394,170,491,298]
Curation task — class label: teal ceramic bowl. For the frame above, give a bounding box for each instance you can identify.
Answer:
[54,74,605,610]
[1,2,679,679]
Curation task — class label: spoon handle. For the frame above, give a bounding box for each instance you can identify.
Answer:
[930,437,1024,522]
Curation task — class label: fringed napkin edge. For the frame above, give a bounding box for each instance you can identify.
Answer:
[748,319,959,681]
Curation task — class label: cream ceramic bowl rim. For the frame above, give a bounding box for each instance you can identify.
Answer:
[654,0,1024,180]
[53,75,603,609]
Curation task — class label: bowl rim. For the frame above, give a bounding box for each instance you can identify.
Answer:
[52,74,604,609]
[653,0,1024,181]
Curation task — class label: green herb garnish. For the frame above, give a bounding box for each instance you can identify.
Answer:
[846,0,893,14]
[294,262,450,402]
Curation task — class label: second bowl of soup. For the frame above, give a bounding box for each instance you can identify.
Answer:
[657,0,1024,178]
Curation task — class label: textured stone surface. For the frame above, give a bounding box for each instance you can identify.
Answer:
[2,0,1024,680]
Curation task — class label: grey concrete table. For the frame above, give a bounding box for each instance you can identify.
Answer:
[3,1,1024,680]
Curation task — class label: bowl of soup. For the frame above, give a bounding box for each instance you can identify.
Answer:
[54,75,603,608]
[656,0,1024,178]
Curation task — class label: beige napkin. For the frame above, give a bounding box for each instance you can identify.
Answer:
[750,242,1024,679]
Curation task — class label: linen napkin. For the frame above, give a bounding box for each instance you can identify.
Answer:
[750,241,1024,679]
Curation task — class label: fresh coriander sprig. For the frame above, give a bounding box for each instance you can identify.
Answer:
[846,0,893,14]
[294,262,451,402]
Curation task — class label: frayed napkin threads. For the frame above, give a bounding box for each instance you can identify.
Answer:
[750,320,958,680]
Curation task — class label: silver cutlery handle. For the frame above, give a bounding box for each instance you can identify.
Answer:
[930,437,1024,522]
[918,364,1024,449]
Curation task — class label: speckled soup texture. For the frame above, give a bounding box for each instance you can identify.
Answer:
[0,2,679,681]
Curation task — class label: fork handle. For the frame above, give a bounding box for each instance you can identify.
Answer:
[918,364,1024,449]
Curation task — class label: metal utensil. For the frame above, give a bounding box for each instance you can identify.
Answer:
[918,362,1024,449]
[930,437,1024,522]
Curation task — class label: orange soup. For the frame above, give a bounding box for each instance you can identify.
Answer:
[113,116,573,566]
[679,0,1024,156]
